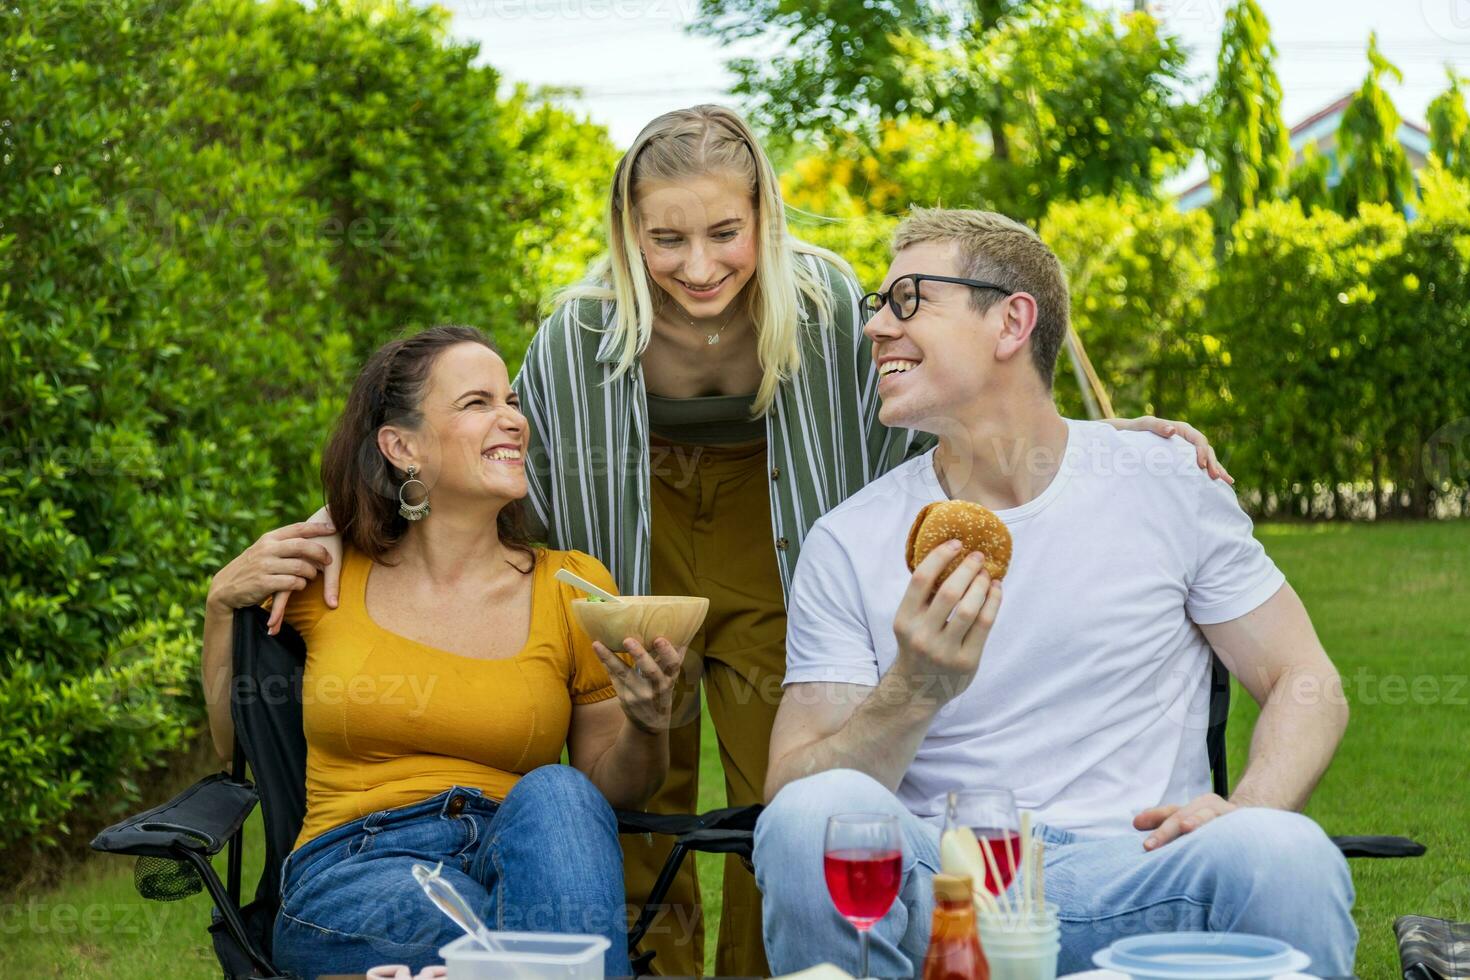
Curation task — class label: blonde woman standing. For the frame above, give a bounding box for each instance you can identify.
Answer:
[516,107,914,977]
[263,105,1227,975]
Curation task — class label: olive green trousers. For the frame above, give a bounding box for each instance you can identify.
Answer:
[623,437,786,976]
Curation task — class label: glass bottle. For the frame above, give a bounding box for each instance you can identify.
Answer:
[922,873,989,980]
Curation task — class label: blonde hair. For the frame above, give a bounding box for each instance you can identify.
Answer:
[554,105,852,416]
[892,208,1070,388]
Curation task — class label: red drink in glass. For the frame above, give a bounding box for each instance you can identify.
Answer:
[945,788,1023,904]
[825,813,902,978]
[824,848,903,927]
[972,829,1022,895]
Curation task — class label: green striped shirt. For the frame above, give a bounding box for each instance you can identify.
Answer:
[512,256,934,599]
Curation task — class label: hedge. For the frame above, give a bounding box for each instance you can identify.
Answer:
[1,0,614,851]
[1041,173,1470,518]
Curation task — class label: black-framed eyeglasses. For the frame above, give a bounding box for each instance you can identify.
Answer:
[859,273,1015,324]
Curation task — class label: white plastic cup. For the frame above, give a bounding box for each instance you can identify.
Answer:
[978,903,1060,980]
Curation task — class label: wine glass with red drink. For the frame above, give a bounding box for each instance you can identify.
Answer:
[945,788,1022,897]
[824,813,903,979]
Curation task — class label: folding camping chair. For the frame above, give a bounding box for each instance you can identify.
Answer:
[90,606,761,978]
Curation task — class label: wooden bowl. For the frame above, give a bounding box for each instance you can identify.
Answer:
[571,596,710,653]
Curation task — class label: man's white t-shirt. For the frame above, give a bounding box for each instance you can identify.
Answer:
[784,419,1285,838]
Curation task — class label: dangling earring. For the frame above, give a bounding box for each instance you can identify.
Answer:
[398,464,430,521]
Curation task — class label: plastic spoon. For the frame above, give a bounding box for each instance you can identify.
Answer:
[411,862,502,953]
[553,568,625,603]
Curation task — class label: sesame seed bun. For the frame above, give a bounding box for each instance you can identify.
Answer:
[905,500,1012,582]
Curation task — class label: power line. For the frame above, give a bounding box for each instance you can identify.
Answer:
[571,87,730,98]
[436,0,696,18]
[472,23,682,49]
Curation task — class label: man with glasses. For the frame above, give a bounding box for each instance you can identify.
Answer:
[754,208,1357,976]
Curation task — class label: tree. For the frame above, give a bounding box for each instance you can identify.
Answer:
[986,2,1201,213]
[1426,69,1470,179]
[692,0,953,138]
[1286,143,1333,213]
[1207,0,1291,241]
[780,117,995,216]
[693,0,1016,149]
[693,0,1200,222]
[1335,34,1414,216]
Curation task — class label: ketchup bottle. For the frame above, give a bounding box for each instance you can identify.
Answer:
[922,873,989,980]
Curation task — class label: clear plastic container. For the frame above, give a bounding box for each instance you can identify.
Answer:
[439,932,610,980]
[1091,931,1311,979]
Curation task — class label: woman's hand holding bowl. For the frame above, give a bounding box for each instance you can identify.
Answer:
[591,637,685,735]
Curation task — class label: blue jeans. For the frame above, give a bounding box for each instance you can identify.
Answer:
[755,769,1358,978]
[272,766,630,979]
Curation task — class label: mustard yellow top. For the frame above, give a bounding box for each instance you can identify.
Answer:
[274,545,618,850]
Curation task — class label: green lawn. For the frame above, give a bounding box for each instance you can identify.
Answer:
[4,521,1467,977]
[1241,522,1470,976]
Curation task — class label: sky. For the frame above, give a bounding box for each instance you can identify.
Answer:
[426,0,1470,149]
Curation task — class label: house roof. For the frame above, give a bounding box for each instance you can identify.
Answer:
[1177,91,1430,204]
[1290,92,1429,139]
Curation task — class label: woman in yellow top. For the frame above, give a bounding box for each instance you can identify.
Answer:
[203,326,681,978]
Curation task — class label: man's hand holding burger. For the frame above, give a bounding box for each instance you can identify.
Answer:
[890,501,1010,708]
[763,499,1012,801]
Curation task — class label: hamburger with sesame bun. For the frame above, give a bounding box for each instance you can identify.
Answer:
[905,500,1012,582]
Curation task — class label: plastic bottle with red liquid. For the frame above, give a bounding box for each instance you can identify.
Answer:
[922,873,989,980]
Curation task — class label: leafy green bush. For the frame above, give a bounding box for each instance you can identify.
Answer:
[1353,168,1470,515]
[498,87,624,355]
[1043,185,1470,518]
[1041,195,1214,420]
[1,0,615,851]
[1205,200,1405,514]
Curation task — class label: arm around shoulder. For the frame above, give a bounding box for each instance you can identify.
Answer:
[201,522,336,760]
[512,304,601,546]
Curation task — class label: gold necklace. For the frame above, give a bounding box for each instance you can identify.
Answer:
[669,299,741,346]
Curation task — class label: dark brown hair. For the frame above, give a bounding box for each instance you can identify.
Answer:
[320,325,537,570]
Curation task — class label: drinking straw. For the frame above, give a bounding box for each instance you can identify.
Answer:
[1007,814,1022,924]
[972,875,1002,918]
[981,831,1014,919]
[1018,811,1033,921]
[1034,839,1046,910]
[944,827,1002,918]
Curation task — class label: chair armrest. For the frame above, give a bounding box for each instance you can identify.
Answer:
[697,804,763,832]
[675,827,754,855]
[1330,834,1426,858]
[91,772,259,859]
[614,803,762,839]
[615,809,695,837]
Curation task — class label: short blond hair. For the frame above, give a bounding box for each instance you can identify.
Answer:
[892,208,1070,387]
